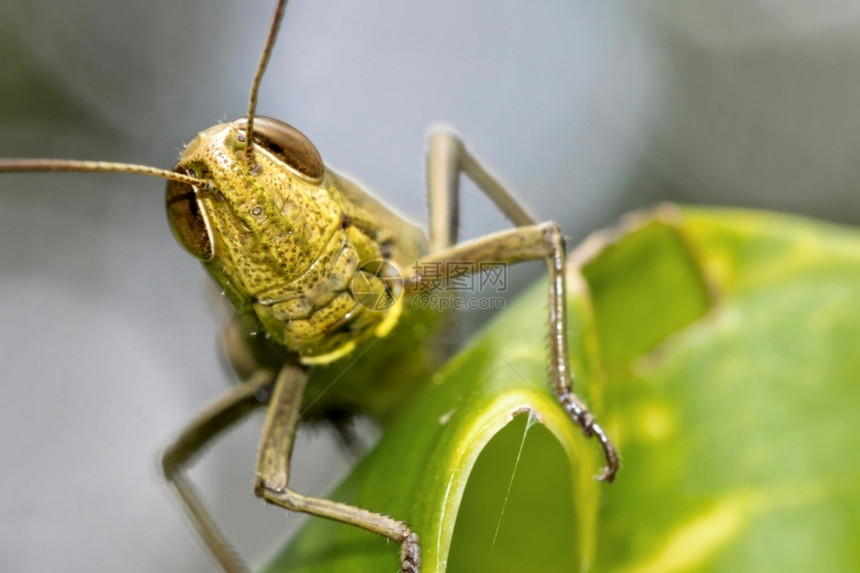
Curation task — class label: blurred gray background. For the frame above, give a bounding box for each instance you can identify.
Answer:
[0,1,858,571]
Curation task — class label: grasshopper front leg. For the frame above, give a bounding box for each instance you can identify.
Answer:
[254,363,421,573]
[162,369,275,572]
[420,131,620,481]
[166,334,420,572]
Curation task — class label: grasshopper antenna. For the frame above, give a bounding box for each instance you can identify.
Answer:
[0,159,209,187]
[243,0,290,166]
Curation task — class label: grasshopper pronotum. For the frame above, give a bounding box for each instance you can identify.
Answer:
[0,1,619,570]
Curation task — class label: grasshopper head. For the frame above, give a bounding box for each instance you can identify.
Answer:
[165,117,399,362]
[165,117,340,312]
[166,115,326,260]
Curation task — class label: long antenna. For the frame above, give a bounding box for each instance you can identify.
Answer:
[243,0,290,166]
[0,159,209,187]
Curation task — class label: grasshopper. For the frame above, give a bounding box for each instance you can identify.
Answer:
[0,1,619,570]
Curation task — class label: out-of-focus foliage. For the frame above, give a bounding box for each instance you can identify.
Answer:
[266,206,860,572]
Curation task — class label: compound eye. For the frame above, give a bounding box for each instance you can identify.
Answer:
[165,169,214,261]
[238,116,324,180]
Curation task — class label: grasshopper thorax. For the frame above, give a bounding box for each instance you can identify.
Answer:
[166,117,403,365]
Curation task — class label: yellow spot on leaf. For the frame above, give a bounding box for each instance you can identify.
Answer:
[632,400,676,443]
[620,495,752,573]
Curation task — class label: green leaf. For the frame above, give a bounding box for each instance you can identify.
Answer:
[265,206,860,572]
[594,207,860,572]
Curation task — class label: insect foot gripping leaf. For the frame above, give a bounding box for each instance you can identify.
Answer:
[265,205,860,573]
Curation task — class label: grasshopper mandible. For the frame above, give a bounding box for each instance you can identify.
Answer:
[0,1,619,570]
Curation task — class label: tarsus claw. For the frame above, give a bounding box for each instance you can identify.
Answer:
[400,532,421,573]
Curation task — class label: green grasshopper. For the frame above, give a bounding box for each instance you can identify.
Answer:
[0,1,618,570]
